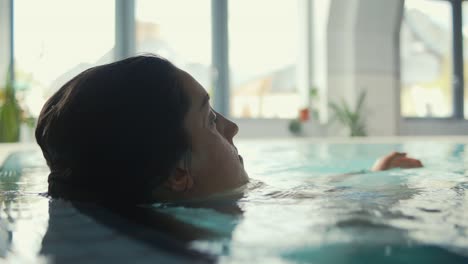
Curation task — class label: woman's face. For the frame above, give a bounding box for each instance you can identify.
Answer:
[172,69,249,199]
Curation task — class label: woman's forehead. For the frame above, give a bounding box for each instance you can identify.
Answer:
[178,69,207,107]
[177,69,208,131]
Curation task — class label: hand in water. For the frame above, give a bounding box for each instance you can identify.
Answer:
[371,152,423,171]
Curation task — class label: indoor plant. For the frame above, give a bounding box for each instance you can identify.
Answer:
[0,70,21,142]
[329,90,367,137]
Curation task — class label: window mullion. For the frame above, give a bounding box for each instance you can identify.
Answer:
[452,0,464,118]
[115,0,135,60]
[9,0,14,81]
[211,0,229,117]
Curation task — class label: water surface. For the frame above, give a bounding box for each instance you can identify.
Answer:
[1,141,467,263]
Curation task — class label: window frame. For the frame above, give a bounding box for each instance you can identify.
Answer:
[8,0,14,82]
[115,0,135,60]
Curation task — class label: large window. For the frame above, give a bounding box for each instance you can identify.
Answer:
[229,0,299,118]
[14,0,115,118]
[401,0,468,120]
[12,0,301,124]
[135,0,212,91]
[401,0,453,118]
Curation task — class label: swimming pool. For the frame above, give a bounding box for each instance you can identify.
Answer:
[1,139,468,263]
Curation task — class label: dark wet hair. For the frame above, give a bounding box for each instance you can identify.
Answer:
[35,55,190,204]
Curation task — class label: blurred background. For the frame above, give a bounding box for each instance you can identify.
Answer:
[1,0,468,140]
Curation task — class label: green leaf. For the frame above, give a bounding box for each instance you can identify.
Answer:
[329,102,347,124]
[356,90,366,113]
[309,87,318,98]
[328,90,367,137]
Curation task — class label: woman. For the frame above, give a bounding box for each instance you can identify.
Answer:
[35,55,422,205]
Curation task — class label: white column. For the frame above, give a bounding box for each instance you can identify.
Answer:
[327,0,403,136]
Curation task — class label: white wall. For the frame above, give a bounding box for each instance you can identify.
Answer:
[400,119,468,135]
[234,118,326,138]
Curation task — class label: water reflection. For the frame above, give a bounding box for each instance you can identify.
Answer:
[39,200,218,263]
[0,150,49,263]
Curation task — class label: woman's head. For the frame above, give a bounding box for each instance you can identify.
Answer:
[36,55,248,205]
[158,70,248,201]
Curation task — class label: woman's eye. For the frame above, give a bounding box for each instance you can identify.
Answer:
[210,111,218,126]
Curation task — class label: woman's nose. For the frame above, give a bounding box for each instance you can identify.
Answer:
[225,118,239,139]
[216,112,239,142]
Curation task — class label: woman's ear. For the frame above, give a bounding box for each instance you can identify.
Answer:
[164,163,194,192]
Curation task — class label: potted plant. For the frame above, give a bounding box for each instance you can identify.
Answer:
[288,107,310,136]
[288,85,322,136]
[0,70,21,142]
[329,90,367,137]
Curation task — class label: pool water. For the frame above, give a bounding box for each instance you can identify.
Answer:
[1,141,468,263]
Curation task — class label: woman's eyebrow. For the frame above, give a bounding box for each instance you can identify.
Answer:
[200,94,210,111]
